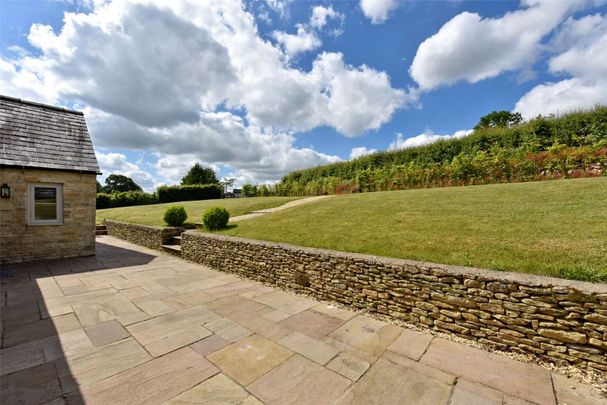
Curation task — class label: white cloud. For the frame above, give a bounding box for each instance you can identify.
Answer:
[265,0,292,17]
[310,5,343,30]
[515,12,607,118]
[360,0,399,24]
[388,129,473,151]
[95,151,156,190]
[87,107,341,185]
[272,24,322,56]
[409,0,588,90]
[0,0,409,185]
[350,146,377,159]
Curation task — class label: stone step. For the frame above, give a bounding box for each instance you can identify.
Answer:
[171,236,182,245]
[96,230,108,236]
[161,244,182,256]
[96,224,107,231]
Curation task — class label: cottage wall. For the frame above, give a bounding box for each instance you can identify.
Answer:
[0,167,97,264]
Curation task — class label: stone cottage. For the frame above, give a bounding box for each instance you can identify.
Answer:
[0,95,100,264]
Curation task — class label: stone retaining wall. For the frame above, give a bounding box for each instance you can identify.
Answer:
[181,230,607,373]
[104,220,183,250]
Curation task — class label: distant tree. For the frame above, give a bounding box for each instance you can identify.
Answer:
[102,174,142,193]
[220,177,236,194]
[242,184,257,197]
[181,163,219,185]
[96,180,103,193]
[475,111,523,130]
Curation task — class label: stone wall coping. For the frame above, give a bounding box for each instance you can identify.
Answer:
[104,219,184,232]
[184,230,607,294]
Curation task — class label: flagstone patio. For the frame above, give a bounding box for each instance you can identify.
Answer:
[1,235,604,404]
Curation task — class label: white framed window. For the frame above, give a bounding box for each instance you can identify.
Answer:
[28,183,63,225]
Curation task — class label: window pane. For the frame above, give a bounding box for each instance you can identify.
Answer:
[34,187,57,220]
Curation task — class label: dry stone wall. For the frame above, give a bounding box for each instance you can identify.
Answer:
[104,220,183,250]
[181,230,607,373]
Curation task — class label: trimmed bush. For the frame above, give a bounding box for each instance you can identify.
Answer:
[202,206,230,230]
[96,193,112,209]
[157,184,222,203]
[96,191,157,209]
[164,206,188,227]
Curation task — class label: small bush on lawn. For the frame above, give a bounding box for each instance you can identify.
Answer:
[164,206,188,227]
[202,206,230,230]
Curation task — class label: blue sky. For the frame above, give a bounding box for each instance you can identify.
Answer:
[1,0,606,190]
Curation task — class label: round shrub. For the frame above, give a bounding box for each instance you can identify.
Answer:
[164,206,188,227]
[202,206,230,230]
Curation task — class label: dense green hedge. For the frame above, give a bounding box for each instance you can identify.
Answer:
[156,184,222,203]
[276,107,607,196]
[96,184,223,208]
[96,191,157,209]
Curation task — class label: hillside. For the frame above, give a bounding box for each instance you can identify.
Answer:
[218,177,607,282]
[275,107,607,196]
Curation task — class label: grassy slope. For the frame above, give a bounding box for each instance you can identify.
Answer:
[97,196,303,226]
[219,177,607,282]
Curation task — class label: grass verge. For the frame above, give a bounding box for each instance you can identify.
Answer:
[96,196,303,226]
[218,177,607,282]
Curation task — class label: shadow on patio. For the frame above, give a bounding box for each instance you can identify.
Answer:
[0,241,156,404]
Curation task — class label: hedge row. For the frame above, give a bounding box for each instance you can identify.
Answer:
[96,191,157,209]
[96,184,223,209]
[276,107,607,196]
[156,184,222,203]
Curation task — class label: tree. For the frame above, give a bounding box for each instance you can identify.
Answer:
[96,180,103,193]
[220,177,236,194]
[475,111,523,130]
[102,174,142,193]
[242,183,257,197]
[181,163,219,185]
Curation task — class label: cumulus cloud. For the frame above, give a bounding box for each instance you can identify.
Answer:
[388,129,473,151]
[515,12,607,118]
[409,0,588,90]
[87,107,341,185]
[95,151,156,190]
[350,147,377,159]
[360,0,399,24]
[272,24,322,56]
[0,0,408,184]
[310,5,344,30]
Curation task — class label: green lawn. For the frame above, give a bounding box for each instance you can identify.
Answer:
[97,196,303,226]
[218,177,607,282]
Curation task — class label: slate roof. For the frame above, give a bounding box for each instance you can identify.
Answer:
[0,95,100,174]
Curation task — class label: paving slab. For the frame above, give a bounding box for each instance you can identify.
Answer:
[77,347,218,405]
[207,335,293,385]
[552,372,607,405]
[280,309,346,339]
[279,331,340,365]
[386,328,434,361]
[329,315,403,363]
[165,373,262,405]
[205,317,253,343]
[190,334,230,356]
[326,352,371,381]
[0,362,63,405]
[450,379,503,405]
[336,357,452,405]
[248,355,351,405]
[84,320,130,347]
[65,338,151,386]
[253,290,317,315]
[421,338,556,405]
